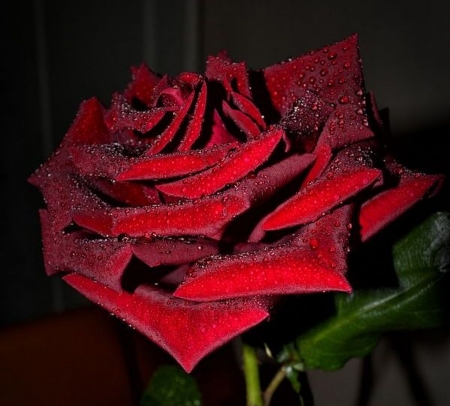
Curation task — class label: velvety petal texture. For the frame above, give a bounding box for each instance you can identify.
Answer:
[29,35,444,372]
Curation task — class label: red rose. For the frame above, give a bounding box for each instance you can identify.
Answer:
[29,34,443,372]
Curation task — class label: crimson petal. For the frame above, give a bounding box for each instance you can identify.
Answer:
[231,91,266,129]
[205,55,252,98]
[178,82,208,151]
[360,171,444,241]
[123,63,161,107]
[105,93,169,134]
[262,168,381,231]
[156,127,283,199]
[316,104,374,151]
[147,91,196,154]
[64,273,270,372]
[62,98,111,147]
[72,193,250,240]
[71,143,236,181]
[174,206,353,301]
[222,101,262,138]
[262,34,365,115]
[89,178,160,206]
[40,210,132,291]
[132,237,219,267]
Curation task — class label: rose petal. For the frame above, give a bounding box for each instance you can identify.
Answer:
[205,109,241,146]
[64,273,270,372]
[105,93,170,134]
[120,143,237,181]
[360,171,444,241]
[40,210,132,291]
[71,142,237,182]
[123,63,161,107]
[132,237,220,267]
[280,90,334,152]
[147,91,196,154]
[262,168,381,231]
[316,104,374,151]
[205,54,252,98]
[231,91,266,129]
[222,101,262,138]
[156,127,283,198]
[72,192,250,240]
[177,82,208,151]
[301,144,332,186]
[89,178,160,206]
[62,98,111,147]
[262,34,365,115]
[174,206,353,301]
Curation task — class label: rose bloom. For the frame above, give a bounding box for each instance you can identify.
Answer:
[29,35,443,372]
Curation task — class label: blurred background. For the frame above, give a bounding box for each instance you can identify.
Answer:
[1,1,449,405]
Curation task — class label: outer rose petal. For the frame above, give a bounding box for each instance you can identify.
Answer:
[64,273,270,372]
[63,97,112,147]
[359,172,444,241]
[40,210,132,291]
[262,34,365,115]
[175,206,353,301]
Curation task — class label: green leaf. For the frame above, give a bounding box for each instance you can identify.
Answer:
[289,212,450,370]
[140,365,202,406]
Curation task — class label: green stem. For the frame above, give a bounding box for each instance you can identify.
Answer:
[263,366,287,406]
[242,344,264,406]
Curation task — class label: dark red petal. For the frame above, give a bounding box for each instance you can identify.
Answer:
[117,143,237,181]
[280,90,334,152]
[70,144,131,179]
[316,104,374,151]
[64,274,269,372]
[175,206,353,301]
[205,109,241,147]
[63,98,111,147]
[105,93,169,134]
[178,82,208,151]
[40,210,132,291]
[262,168,381,231]
[231,91,266,129]
[32,160,108,231]
[72,193,249,240]
[89,178,161,206]
[205,56,252,98]
[147,91,196,154]
[301,144,332,186]
[123,63,161,106]
[262,34,365,115]
[156,127,283,199]
[230,153,316,204]
[222,101,262,138]
[359,172,444,241]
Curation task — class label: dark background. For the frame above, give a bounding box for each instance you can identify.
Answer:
[1,1,449,405]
